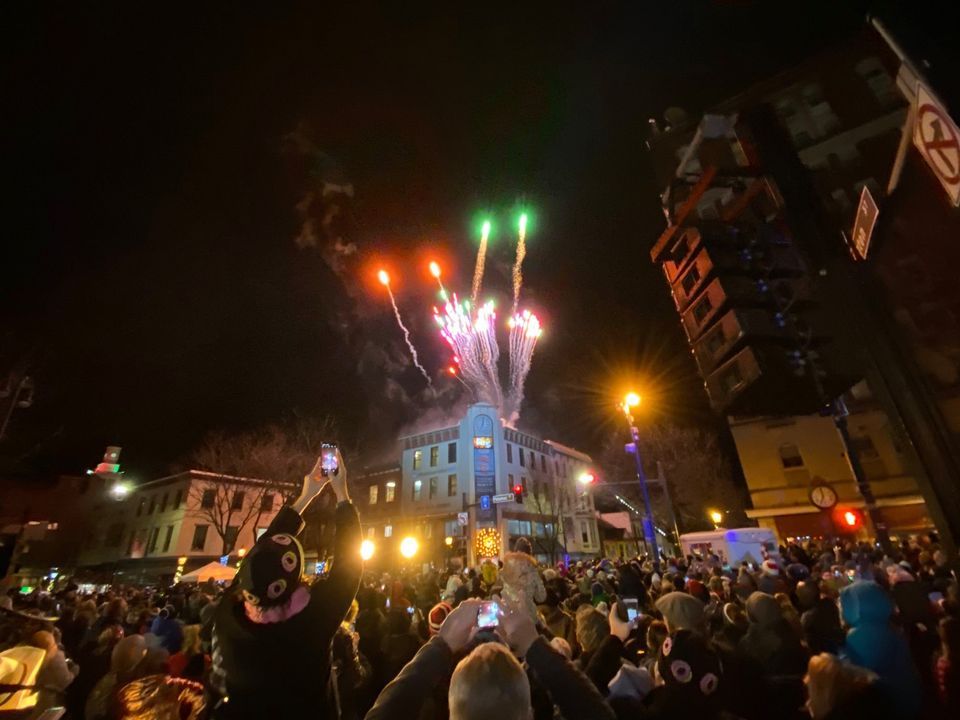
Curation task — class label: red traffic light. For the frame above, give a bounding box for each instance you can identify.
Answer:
[834,507,863,532]
[513,484,523,495]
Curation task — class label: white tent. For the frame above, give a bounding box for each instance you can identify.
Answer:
[180,561,237,583]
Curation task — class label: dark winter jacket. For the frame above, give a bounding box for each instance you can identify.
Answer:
[365,635,616,720]
[213,501,362,718]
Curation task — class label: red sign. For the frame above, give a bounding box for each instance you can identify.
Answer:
[851,185,879,260]
[914,84,960,206]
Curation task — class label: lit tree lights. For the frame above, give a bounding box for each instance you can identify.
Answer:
[474,527,502,559]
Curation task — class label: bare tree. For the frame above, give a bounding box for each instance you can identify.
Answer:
[184,415,337,555]
[599,421,747,534]
[525,468,567,565]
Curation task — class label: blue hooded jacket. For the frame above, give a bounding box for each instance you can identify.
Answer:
[839,581,921,717]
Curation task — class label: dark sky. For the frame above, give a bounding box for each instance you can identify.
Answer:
[5,0,919,480]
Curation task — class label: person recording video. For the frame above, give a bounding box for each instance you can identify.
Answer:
[212,446,361,719]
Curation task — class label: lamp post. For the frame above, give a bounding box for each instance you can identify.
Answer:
[709,510,723,529]
[621,392,660,569]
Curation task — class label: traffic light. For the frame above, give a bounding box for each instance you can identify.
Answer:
[650,108,858,415]
[834,507,863,533]
[513,484,524,504]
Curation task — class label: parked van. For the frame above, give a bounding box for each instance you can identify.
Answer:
[679,527,779,566]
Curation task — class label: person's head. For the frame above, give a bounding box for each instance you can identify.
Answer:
[237,531,305,608]
[28,630,58,656]
[655,630,722,708]
[449,642,531,720]
[111,634,148,675]
[549,637,572,659]
[804,653,876,720]
[575,605,608,654]
[655,591,706,633]
[646,619,668,653]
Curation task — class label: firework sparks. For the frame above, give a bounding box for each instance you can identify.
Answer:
[511,213,528,314]
[434,294,501,405]
[471,220,491,304]
[429,261,448,301]
[378,270,432,385]
[505,309,542,422]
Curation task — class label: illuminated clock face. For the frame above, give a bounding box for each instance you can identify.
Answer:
[809,484,838,509]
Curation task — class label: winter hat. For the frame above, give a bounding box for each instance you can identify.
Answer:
[786,563,810,582]
[656,630,722,698]
[655,592,706,632]
[428,601,452,635]
[237,531,305,608]
[607,664,654,701]
[745,592,782,626]
[761,559,780,577]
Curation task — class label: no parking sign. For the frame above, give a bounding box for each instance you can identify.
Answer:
[914,84,960,206]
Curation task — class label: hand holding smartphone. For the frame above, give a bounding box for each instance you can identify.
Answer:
[476,601,500,628]
[320,443,340,477]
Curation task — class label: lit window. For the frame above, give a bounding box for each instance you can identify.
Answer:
[413,450,423,470]
[369,485,379,504]
[413,480,422,501]
[384,525,393,538]
[448,474,457,497]
[429,477,438,499]
[430,446,439,467]
[385,482,396,502]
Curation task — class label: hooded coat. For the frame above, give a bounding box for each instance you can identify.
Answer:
[839,581,921,718]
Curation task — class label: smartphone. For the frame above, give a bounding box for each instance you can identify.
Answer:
[476,601,500,628]
[406,606,415,615]
[622,597,639,622]
[321,443,339,476]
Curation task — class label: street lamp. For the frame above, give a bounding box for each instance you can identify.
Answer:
[709,510,723,528]
[578,471,596,485]
[109,481,132,500]
[399,536,419,559]
[237,547,247,558]
[621,390,660,569]
[360,540,375,561]
[444,536,454,547]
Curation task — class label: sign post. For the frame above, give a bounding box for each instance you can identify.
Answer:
[914,84,960,206]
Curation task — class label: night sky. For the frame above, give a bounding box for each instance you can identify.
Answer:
[5,1,919,480]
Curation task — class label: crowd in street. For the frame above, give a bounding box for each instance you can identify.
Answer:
[2,458,959,719]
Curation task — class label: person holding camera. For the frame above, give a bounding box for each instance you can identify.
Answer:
[212,448,361,719]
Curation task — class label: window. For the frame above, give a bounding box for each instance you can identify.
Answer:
[231,491,245,511]
[444,519,460,537]
[159,493,168,512]
[384,525,393,538]
[225,526,239,551]
[413,480,422,502]
[367,526,375,538]
[147,527,160,553]
[521,476,527,492]
[508,473,515,488]
[201,489,216,509]
[540,454,547,473]
[136,497,146,517]
[529,450,535,468]
[413,450,423,470]
[448,474,458,497]
[369,485,379,504]
[423,523,433,539]
[850,434,879,459]
[261,493,274,512]
[162,525,174,552]
[719,364,743,393]
[506,443,513,463]
[191,524,209,551]
[385,482,396,502]
[580,520,590,545]
[856,57,898,107]
[519,449,525,467]
[779,443,804,469]
[429,477,438,499]
[448,442,457,463]
[173,489,183,509]
[692,295,713,324]
[430,446,439,467]
[681,264,701,295]
[147,496,156,514]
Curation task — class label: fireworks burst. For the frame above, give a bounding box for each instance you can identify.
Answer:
[511,213,528,314]
[504,309,542,422]
[378,270,432,386]
[471,220,491,304]
[429,261,448,301]
[434,295,500,405]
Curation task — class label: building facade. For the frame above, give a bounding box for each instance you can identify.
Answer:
[356,403,600,567]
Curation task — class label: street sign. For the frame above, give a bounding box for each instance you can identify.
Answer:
[479,495,491,511]
[457,512,468,527]
[851,185,879,260]
[914,84,960,206]
[492,493,515,504]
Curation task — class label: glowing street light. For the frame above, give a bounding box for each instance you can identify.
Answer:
[578,472,596,485]
[620,388,659,569]
[444,536,454,547]
[237,547,247,558]
[399,536,419,559]
[109,482,131,500]
[377,269,390,286]
[624,392,641,410]
[360,540,375,561]
[709,510,723,528]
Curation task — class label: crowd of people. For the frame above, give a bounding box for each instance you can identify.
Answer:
[2,454,958,719]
